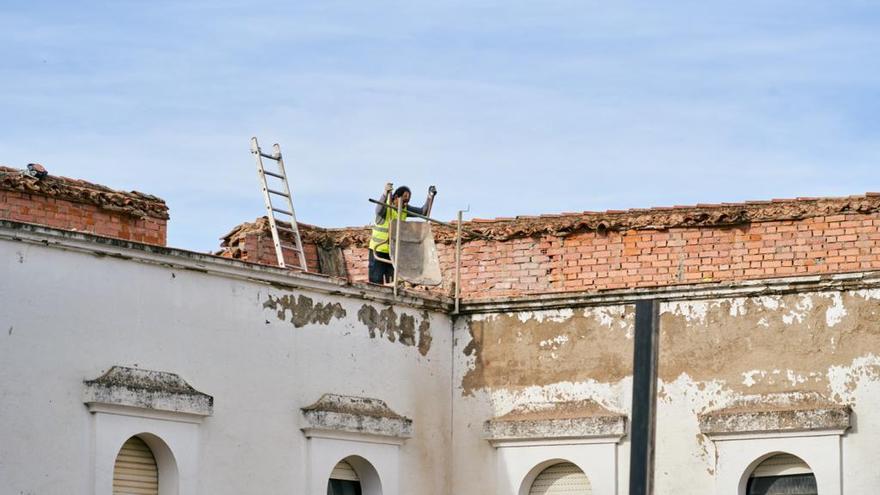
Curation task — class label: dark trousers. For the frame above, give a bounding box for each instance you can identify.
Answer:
[368,249,394,284]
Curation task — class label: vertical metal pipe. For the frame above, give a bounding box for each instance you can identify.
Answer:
[629,299,660,495]
[454,210,463,314]
[393,198,403,297]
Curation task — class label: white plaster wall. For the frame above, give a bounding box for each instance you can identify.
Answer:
[712,433,842,495]
[90,409,199,495]
[306,436,398,495]
[0,239,452,495]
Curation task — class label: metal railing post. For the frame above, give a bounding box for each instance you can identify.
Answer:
[454,210,463,314]
[393,198,403,297]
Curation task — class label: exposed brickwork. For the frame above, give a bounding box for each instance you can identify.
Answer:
[221,194,880,300]
[0,166,168,245]
[444,213,880,299]
[218,217,320,272]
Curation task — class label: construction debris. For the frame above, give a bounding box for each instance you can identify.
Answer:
[221,194,880,249]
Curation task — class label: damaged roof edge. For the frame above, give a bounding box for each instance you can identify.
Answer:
[0,220,450,312]
[6,220,880,315]
[224,193,880,247]
[0,166,169,220]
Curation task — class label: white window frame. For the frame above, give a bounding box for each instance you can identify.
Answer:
[700,394,849,495]
[301,394,412,495]
[83,366,212,495]
[484,405,626,495]
[710,431,842,495]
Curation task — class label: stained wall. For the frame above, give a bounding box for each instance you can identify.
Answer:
[452,282,880,493]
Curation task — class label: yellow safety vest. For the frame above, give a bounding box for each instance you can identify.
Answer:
[369,199,407,253]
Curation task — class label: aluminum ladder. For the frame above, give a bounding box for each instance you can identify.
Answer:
[250,137,308,271]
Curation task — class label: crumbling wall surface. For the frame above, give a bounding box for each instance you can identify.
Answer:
[220,194,880,299]
[0,165,168,245]
[451,286,880,494]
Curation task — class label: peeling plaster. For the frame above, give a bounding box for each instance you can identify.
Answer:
[460,306,634,396]
[516,308,573,323]
[461,289,880,397]
[728,298,747,317]
[455,288,880,492]
[481,379,631,418]
[823,292,848,327]
[853,288,880,301]
[663,300,710,324]
[538,334,569,350]
[263,294,346,328]
[781,295,813,325]
[827,353,880,402]
[357,305,432,356]
[756,295,781,310]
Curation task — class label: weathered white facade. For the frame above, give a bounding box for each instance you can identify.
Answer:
[3,220,880,494]
[0,222,451,495]
[453,282,880,494]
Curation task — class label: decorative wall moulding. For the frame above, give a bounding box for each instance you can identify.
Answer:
[699,392,850,438]
[484,400,627,446]
[301,394,413,444]
[83,366,213,420]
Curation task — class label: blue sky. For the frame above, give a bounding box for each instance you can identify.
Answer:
[2,1,879,251]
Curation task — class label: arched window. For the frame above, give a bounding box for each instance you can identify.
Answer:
[529,462,592,495]
[328,460,362,495]
[113,435,159,495]
[746,453,817,495]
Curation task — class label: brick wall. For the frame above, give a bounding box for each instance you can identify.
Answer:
[218,217,321,272]
[220,195,880,300]
[440,213,880,299]
[0,166,169,245]
[233,232,321,272]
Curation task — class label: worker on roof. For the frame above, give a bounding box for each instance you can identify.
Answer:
[369,183,437,284]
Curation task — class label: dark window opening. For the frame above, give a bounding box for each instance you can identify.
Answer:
[747,473,818,495]
[328,479,362,495]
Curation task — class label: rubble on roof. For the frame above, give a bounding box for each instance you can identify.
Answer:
[0,165,169,219]
[221,194,880,249]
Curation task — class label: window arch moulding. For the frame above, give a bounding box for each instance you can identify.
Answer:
[301,394,411,495]
[699,391,850,440]
[83,365,214,422]
[82,366,213,495]
[301,393,413,445]
[699,392,850,495]
[484,400,626,447]
[484,400,625,495]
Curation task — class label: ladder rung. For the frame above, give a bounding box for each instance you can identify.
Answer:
[267,188,289,197]
[276,226,297,233]
[279,245,302,253]
[272,207,293,216]
[263,170,284,179]
[260,152,280,160]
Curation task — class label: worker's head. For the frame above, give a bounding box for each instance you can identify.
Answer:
[392,186,411,205]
